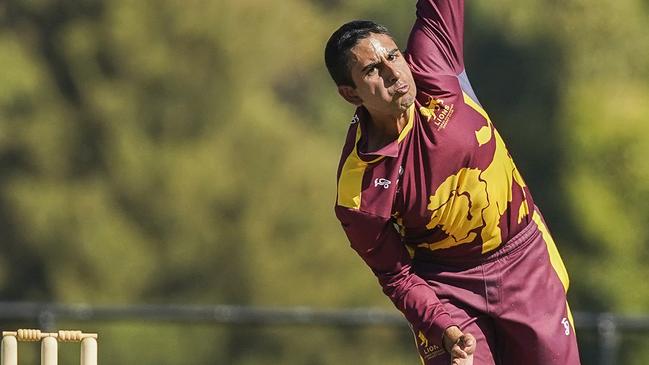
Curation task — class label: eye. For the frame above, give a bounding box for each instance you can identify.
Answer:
[387,52,400,61]
[366,66,378,76]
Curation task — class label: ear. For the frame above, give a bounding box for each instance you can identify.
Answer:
[337,85,363,106]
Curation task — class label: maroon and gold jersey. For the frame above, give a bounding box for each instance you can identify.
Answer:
[334,0,535,344]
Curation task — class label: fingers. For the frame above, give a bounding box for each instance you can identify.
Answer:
[450,334,476,365]
[451,354,474,365]
[459,333,476,355]
[451,334,475,356]
[451,351,474,365]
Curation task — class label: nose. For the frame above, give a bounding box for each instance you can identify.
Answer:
[382,62,400,84]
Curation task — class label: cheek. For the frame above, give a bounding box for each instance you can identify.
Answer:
[365,81,385,96]
[403,66,414,82]
[361,80,391,100]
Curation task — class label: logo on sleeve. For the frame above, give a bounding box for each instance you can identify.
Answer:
[374,178,391,189]
[420,97,455,130]
[417,331,445,359]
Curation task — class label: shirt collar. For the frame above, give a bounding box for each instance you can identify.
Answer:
[356,104,415,159]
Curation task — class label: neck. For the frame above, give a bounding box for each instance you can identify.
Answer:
[365,107,410,151]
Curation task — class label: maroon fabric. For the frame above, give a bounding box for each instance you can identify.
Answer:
[412,216,581,364]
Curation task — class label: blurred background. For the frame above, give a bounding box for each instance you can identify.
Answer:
[0,0,648,364]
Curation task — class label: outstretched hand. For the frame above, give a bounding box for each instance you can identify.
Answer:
[442,326,476,365]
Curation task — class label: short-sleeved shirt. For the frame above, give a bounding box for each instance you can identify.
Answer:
[334,0,535,345]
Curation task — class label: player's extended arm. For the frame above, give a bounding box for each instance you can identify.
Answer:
[406,0,465,82]
[335,207,457,348]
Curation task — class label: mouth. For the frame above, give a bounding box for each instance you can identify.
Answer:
[394,82,410,95]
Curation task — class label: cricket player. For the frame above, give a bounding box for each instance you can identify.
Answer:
[324,0,581,364]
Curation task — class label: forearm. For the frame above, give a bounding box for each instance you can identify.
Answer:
[336,207,456,346]
[375,261,456,345]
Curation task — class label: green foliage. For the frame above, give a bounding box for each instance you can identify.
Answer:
[0,0,648,363]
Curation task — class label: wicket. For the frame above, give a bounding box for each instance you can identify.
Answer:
[1,329,97,365]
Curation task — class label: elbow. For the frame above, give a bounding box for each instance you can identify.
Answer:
[376,265,421,300]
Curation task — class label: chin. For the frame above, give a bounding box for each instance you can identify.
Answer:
[399,95,415,109]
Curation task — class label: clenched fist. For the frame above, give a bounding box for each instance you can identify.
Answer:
[442,326,476,365]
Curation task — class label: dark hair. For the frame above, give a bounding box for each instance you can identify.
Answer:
[324,20,392,87]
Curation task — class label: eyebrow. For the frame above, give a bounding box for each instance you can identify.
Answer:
[362,61,380,73]
[361,48,400,73]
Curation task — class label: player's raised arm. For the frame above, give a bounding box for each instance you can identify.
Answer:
[406,0,465,77]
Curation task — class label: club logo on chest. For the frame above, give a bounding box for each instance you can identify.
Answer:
[420,97,455,130]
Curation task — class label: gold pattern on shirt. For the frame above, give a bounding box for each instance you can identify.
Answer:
[419,94,530,254]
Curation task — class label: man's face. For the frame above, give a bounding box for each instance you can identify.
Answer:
[339,33,416,116]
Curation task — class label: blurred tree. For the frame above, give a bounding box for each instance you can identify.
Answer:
[0,0,391,363]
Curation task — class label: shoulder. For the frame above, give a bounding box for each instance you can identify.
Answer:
[336,110,363,176]
[406,50,463,95]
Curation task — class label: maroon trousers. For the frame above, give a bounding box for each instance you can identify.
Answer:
[412,213,581,364]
